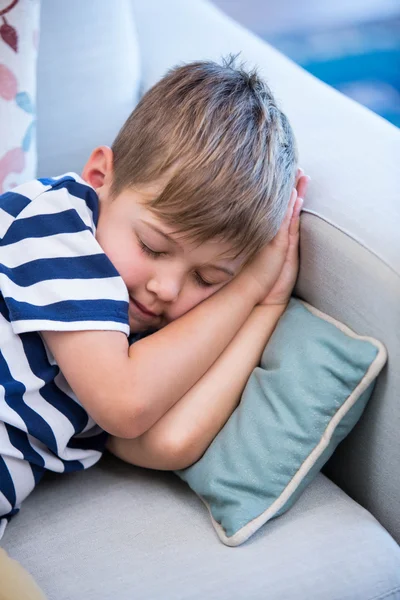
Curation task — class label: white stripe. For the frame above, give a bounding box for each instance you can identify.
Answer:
[0,329,28,431]
[64,448,102,469]
[0,495,12,529]
[8,178,50,201]
[19,181,95,229]
[26,434,65,472]
[2,453,35,510]
[0,323,74,468]
[54,372,113,438]
[61,172,97,226]
[0,273,128,306]
[0,489,12,515]
[52,372,105,463]
[1,314,105,470]
[12,319,130,335]
[0,421,24,460]
[0,516,9,540]
[0,393,27,433]
[26,418,102,468]
[0,229,100,267]
[0,207,14,237]
[48,435,102,467]
[9,173,83,205]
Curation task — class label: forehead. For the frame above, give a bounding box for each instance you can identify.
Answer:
[122,183,247,269]
[140,213,245,269]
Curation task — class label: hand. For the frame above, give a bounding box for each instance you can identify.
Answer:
[260,168,310,307]
[242,183,299,304]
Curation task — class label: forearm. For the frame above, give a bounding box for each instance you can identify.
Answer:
[109,303,286,470]
[129,273,262,433]
[145,302,286,459]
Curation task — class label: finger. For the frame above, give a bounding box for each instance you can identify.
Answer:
[286,214,301,268]
[296,175,310,201]
[285,188,297,226]
[295,167,304,186]
[289,196,304,236]
[291,186,298,208]
[275,187,298,239]
[296,175,307,197]
[273,189,297,244]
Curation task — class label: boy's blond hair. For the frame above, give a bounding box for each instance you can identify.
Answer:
[111,55,298,260]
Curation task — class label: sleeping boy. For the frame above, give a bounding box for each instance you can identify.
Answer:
[0,56,309,539]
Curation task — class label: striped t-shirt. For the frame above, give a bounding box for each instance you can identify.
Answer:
[0,173,130,539]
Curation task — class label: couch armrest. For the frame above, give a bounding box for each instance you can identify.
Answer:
[132,0,400,543]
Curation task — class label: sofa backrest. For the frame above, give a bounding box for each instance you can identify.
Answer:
[37,0,141,177]
[37,0,400,543]
[129,0,400,543]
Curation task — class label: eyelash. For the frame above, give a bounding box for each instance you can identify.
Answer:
[193,272,214,288]
[138,239,166,259]
[138,239,214,288]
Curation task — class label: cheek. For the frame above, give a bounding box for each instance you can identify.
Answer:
[166,283,225,322]
[102,236,148,287]
[118,248,149,287]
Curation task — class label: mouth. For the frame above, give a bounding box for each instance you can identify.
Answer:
[130,297,160,319]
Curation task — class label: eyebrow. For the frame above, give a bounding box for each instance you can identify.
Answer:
[143,221,181,247]
[142,221,235,277]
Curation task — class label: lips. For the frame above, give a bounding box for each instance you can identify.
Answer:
[131,297,159,318]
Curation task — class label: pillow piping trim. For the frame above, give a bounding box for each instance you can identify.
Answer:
[202,300,387,546]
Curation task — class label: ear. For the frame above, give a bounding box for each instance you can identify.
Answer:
[81,146,114,194]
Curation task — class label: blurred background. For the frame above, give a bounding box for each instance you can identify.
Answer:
[213,0,400,127]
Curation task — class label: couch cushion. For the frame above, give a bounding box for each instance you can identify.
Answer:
[2,454,400,600]
[176,298,386,546]
[36,0,141,176]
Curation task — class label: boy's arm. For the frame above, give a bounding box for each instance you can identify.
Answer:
[42,191,298,440]
[42,272,261,439]
[107,175,308,468]
[107,303,286,470]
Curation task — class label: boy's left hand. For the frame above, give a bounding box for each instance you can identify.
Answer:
[259,168,310,307]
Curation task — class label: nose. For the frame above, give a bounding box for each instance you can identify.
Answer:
[146,271,183,303]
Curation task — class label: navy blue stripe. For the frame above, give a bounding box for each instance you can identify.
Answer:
[0,294,10,321]
[0,253,121,287]
[6,297,129,325]
[0,508,19,522]
[37,176,72,186]
[5,424,45,481]
[30,463,46,482]
[1,209,92,246]
[63,459,85,473]
[0,352,58,454]
[20,331,89,434]
[67,431,108,453]
[40,176,99,226]
[0,455,16,508]
[0,191,31,217]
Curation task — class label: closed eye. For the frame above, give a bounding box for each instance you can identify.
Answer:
[193,272,218,288]
[139,236,225,287]
[138,239,167,258]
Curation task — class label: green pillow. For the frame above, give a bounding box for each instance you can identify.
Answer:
[175,298,387,546]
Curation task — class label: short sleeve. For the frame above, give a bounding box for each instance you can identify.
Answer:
[0,180,130,336]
